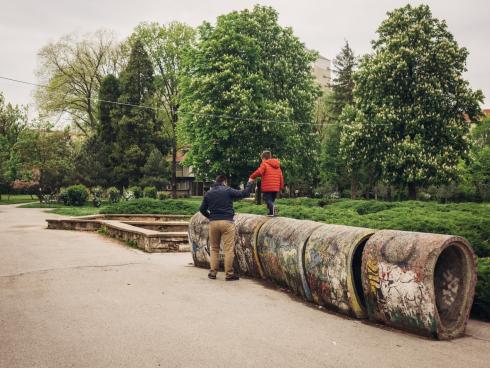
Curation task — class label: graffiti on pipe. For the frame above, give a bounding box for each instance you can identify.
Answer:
[305,225,374,318]
[257,218,323,300]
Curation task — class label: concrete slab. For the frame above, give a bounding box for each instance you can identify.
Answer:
[0,204,489,368]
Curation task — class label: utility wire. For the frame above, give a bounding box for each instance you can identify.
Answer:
[0,75,392,127]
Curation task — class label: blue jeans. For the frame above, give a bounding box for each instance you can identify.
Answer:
[263,192,277,215]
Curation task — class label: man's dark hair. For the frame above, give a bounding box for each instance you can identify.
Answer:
[215,174,227,184]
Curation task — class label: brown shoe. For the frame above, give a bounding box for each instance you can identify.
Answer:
[208,272,217,279]
[225,274,240,281]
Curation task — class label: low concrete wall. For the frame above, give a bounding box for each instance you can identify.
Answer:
[100,221,189,253]
[46,219,102,231]
[121,221,189,233]
[46,215,189,253]
[100,214,190,222]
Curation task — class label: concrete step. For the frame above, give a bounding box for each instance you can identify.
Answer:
[121,220,189,232]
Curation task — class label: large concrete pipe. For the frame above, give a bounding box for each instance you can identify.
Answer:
[188,212,211,268]
[256,217,323,301]
[361,230,477,339]
[304,225,375,318]
[233,214,270,277]
[188,212,269,275]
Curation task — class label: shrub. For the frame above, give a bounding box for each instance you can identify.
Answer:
[158,192,170,200]
[106,187,121,204]
[91,186,103,208]
[122,188,134,201]
[65,184,89,206]
[143,186,157,199]
[58,188,69,205]
[128,186,143,199]
[473,258,490,320]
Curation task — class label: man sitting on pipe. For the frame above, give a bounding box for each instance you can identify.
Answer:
[199,174,253,281]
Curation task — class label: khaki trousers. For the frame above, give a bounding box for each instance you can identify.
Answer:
[209,220,235,276]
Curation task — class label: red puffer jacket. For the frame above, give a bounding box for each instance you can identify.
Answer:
[249,159,284,192]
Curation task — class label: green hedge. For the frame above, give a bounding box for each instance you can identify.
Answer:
[473,258,490,320]
[100,198,198,215]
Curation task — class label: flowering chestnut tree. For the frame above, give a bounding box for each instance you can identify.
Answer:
[341,4,483,199]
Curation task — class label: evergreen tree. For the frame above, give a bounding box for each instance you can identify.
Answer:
[113,39,169,187]
[97,74,120,143]
[319,42,357,195]
[329,41,356,116]
[140,147,170,189]
[74,75,120,187]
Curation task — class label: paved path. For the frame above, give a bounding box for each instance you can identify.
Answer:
[1,204,489,368]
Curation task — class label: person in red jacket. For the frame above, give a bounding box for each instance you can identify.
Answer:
[248,151,284,216]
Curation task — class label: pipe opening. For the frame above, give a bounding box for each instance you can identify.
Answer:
[352,238,368,309]
[434,244,469,330]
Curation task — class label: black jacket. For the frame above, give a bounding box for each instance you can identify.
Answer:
[199,182,253,221]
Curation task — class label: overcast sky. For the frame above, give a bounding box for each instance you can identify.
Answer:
[1,0,489,113]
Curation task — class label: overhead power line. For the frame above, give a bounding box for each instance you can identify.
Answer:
[0,75,392,127]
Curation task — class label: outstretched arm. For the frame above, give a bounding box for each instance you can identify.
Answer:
[249,163,266,180]
[229,182,253,200]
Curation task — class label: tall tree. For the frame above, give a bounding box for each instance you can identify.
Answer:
[73,74,121,188]
[319,41,357,195]
[129,22,195,198]
[0,93,28,198]
[36,30,123,135]
[97,74,120,143]
[179,5,320,186]
[112,39,169,187]
[341,4,483,199]
[14,122,74,201]
[329,41,356,116]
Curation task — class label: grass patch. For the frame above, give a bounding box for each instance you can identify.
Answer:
[50,207,102,216]
[19,201,105,216]
[98,226,109,236]
[125,239,139,249]
[0,194,37,205]
[20,202,67,209]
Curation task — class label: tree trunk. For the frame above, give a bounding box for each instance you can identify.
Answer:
[351,172,358,199]
[387,186,392,202]
[171,138,177,199]
[255,181,262,205]
[408,182,417,200]
[170,110,179,200]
